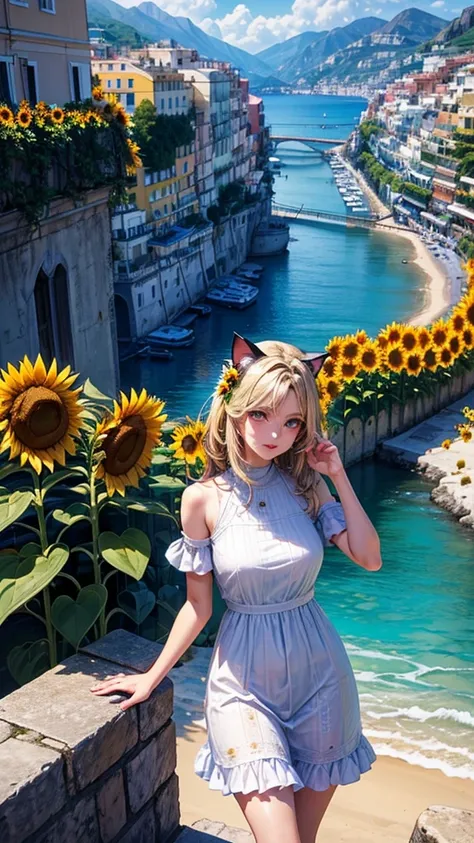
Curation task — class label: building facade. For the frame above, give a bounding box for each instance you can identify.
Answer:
[92,58,192,115]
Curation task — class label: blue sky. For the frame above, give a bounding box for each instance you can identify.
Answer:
[115,0,459,53]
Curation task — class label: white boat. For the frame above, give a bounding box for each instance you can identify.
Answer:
[237,269,261,281]
[206,286,259,309]
[239,262,263,274]
[215,276,257,294]
[145,325,195,348]
[250,218,290,256]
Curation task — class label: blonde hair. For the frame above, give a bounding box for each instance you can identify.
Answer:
[203,339,324,516]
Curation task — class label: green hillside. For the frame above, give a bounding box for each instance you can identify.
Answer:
[449,25,474,49]
[88,12,148,46]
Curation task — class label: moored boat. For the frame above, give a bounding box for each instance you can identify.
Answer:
[145,325,195,347]
[188,303,212,317]
[250,218,290,256]
[206,286,258,309]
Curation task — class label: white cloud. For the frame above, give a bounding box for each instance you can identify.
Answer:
[114,0,217,24]
[431,0,445,6]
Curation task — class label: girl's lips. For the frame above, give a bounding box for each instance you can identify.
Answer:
[265,444,278,449]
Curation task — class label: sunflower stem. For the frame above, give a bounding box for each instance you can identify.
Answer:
[89,463,106,638]
[32,472,57,668]
[56,571,82,591]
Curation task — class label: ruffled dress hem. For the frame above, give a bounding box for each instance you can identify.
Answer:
[195,735,376,796]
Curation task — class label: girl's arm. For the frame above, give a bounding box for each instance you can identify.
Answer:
[307,439,382,572]
[90,483,213,709]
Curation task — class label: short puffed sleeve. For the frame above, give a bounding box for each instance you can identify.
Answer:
[314,500,347,547]
[165,532,213,575]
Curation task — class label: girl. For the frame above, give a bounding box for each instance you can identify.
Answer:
[91,334,382,843]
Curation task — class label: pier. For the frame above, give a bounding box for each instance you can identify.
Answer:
[270,135,343,150]
[272,202,409,232]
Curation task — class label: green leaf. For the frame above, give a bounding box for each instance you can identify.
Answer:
[99,528,151,580]
[344,407,353,418]
[151,453,172,466]
[42,469,85,493]
[117,582,155,625]
[51,584,107,649]
[122,498,177,521]
[7,640,50,686]
[19,542,42,558]
[344,394,361,405]
[70,483,90,496]
[362,390,375,399]
[82,379,114,408]
[0,464,33,482]
[150,475,185,492]
[0,544,70,625]
[0,490,34,534]
[53,503,91,527]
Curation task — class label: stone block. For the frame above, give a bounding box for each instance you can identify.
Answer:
[15,728,42,743]
[0,722,11,744]
[34,794,99,843]
[41,738,67,753]
[155,773,180,842]
[409,805,474,843]
[0,738,67,843]
[116,803,155,843]
[0,654,139,791]
[81,630,164,674]
[96,770,127,843]
[344,417,363,466]
[376,408,389,442]
[139,677,173,742]
[362,415,376,458]
[126,722,176,814]
[193,821,253,842]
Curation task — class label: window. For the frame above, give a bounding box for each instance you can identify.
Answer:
[164,204,168,214]
[26,63,38,106]
[107,80,112,89]
[71,66,81,101]
[116,79,121,89]
[69,63,91,101]
[168,97,172,109]
[0,58,15,106]
[128,78,134,89]
[151,285,156,299]
[137,293,143,308]
[182,95,186,104]
[108,64,113,71]
[126,93,135,108]
[34,265,73,368]
[183,161,188,174]
[10,0,29,6]
[121,63,126,71]
[39,0,55,12]
[175,96,179,107]
[161,98,165,110]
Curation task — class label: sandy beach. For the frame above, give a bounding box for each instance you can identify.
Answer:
[176,725,474,842]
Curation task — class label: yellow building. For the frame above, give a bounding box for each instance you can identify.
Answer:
[132,143,198,228]
[1,0,91,104]
[92,59,191,115]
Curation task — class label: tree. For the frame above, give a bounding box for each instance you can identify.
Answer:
[132,99,194,173]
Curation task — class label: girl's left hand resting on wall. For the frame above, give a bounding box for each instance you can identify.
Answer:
[90,672,156,711]
[305,435,344,479]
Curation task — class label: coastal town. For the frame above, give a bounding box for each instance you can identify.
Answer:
[1,2,474,843]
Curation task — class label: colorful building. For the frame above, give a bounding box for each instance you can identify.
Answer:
[92,59,192,115]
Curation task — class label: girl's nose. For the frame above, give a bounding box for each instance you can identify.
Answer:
[271,431,278,439]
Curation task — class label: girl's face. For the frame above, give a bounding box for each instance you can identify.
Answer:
[239,389,305,465]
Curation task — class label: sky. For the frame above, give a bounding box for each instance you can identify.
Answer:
[114,0,460,53]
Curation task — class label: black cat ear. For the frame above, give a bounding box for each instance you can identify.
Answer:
[231,333,266,368]
[300,352,329,377]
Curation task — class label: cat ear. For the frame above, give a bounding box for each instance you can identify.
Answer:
[231,333,266,368]
[300,352,330,377]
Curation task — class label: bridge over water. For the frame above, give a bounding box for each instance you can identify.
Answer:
[272,203,406,232]
[270,135,343,150]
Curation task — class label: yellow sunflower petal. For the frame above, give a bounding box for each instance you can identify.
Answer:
[32,355,47,384]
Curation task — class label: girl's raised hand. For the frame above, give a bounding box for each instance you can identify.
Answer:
[305,436,344,478]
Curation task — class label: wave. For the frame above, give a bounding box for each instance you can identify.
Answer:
[364,728,474,761]
[371,743,474,780]
[365,705,474,728]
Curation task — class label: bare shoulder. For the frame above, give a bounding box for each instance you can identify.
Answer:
[180,474,229,537]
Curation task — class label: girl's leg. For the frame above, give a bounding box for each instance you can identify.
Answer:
[234,786,301,843]
[294,785,337,843]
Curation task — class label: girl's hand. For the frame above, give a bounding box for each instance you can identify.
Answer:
[90,672,156,711]
[305,436,344,478]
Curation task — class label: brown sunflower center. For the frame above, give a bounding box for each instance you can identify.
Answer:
[181,434,198,455]
[103,415,147,476]
[11,386,69,449]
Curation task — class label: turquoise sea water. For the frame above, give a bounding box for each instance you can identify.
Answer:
[121,95,474,778]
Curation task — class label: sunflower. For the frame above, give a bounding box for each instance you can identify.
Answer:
[0,105,14,126]
[95,389,166,496]
[321,357,336,379]
[459,293,474,329]
[337,360,359,382]
[170,417,207,466]
[217,365,239,400]
[458,424,472,443]
[448,333,464,358]
[441,439,451,450]
[341,335,360,363]
[16,105,32,129]
[449,311,465,334]
[400,327,418,352]
[92,84,104,101]
[325,335,344,361]
[421,346,438,372]
[114,105,130,127]
[430,319,449,348]
[386,344,406,373]
[406,352,423,377]
[417,327,431,350]
[462,327,474,349]
[359,341,380,373]
[50,107,64,125]
[126,137,142,168]
[439,346,453,368]
[355,329,369,346]
[379,322,404,346]
[0,355,84,473]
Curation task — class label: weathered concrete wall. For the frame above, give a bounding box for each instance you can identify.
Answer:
[409,805,474,842]
[335,369,474,468]
[0,189,118,394]
[0,630,179,843]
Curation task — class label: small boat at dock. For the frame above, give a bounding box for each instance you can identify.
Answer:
[145,325,195,348]
[206,285,258,310]
[173,311,198,328]
[149,348,174,361]
[188,303,212,317]
[239,262,263,275]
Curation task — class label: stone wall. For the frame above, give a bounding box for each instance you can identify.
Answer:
[0,630,179,843]
[0,188,118,394]
[332,368,474,467]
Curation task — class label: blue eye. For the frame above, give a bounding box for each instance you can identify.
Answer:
[286,418,302,429]
[249,411,266,420]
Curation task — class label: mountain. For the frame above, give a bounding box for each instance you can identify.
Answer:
[432,5,474,44]
[258,18,386,84]
[88,12,147,46]
[258,31,323,70]
[377,7,448,41]
[86,0,280,86]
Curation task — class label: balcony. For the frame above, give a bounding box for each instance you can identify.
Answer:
[112,223,153,241]
[178,192,198,209]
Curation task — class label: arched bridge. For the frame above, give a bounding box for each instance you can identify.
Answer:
[270,135,343,150]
